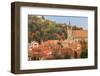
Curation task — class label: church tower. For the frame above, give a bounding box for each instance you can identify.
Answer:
[67,21,73,40]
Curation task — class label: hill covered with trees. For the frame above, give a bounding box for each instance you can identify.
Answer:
[28,15,83,43]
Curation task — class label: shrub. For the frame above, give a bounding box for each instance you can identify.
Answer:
[81,49,88,58]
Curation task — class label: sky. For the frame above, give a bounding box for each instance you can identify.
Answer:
[44,16,88,30]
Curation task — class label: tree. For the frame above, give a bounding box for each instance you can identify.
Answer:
[42,16,45,20]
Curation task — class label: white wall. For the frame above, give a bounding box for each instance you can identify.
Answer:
[0,0,100,76]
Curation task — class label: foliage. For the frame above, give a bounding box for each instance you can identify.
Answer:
[28,16,83,43]
[81,48,88,58]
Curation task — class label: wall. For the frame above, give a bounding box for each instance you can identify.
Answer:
[0,0,100,76]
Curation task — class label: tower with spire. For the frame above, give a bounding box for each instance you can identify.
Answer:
[67,21,73,40]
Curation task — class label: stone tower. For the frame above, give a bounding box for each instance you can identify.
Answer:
[67,21,73,40]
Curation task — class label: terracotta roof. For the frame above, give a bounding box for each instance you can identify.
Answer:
[72,30,88,38]
[46,40,59,44]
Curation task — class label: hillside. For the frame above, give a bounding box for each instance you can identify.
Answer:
[28,15,84,43]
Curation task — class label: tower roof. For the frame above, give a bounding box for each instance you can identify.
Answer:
[69,21,71,25]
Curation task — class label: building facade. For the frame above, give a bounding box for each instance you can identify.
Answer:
[67,22,88,41]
